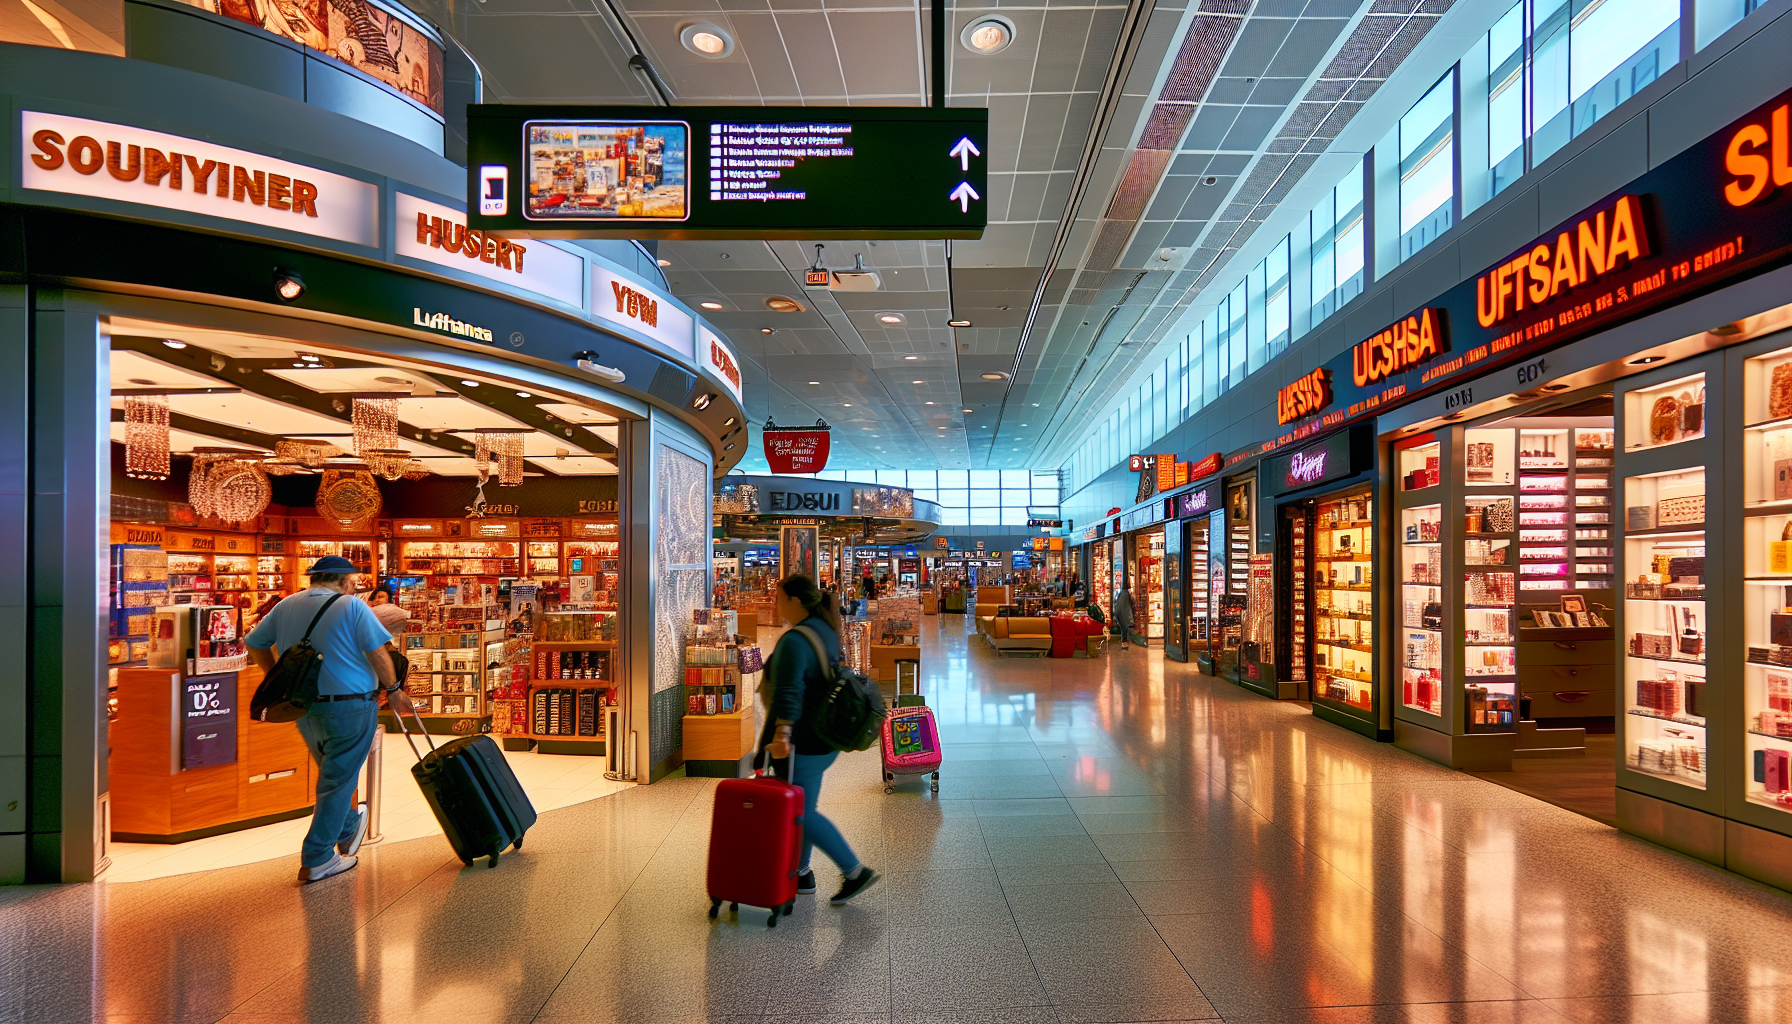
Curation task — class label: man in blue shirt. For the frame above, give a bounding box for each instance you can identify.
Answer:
[247,556,413,883]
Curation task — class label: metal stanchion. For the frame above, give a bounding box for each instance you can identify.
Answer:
[362,726,385,845]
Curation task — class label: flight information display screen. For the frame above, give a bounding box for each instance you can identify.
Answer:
[468,104,988,240]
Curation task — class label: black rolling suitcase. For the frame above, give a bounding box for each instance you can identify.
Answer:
[393,707,537,867]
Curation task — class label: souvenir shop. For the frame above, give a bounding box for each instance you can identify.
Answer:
[3,52,744,882]
[1117,506,1167,646]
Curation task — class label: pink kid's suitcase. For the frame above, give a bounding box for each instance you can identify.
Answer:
[706,771,805,927]
[881,705,942,794]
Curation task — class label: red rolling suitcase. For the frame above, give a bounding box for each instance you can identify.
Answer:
[706,765,804,927]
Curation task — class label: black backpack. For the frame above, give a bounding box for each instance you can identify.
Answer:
[250,594,345,723]
[792,625,886,753]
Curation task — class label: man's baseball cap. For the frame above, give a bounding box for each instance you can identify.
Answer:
[306,556,358,574]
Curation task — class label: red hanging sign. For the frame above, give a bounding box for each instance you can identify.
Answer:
[762,421,832,474]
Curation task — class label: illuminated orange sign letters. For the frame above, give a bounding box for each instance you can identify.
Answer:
[1724,102,1792,206]
[1352,309,1443,387]
[1277,367,1333,424]
[1475,195,1649,328]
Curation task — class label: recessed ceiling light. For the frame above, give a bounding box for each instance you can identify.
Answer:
[963,408,974,413]
[700,301,724,310]
[948,319,972,328]
[962,15,1015,54]
[460,379,480,387]
[516,391,532,398]
[766,296,804,313]
[980,371,1007,380]
[681,22,733,57]
[925,401,934,405]
[657,259,671,267]
[877,312,906,325]
[299,353,320,362]
[1628,355,1664,365]
[808,381,820,385]
[843,403,852,407]
[904,355,919,361]
[161,339,187,349]
[724,417,736,426]
[760,328,775,334]
[911,380,924,384]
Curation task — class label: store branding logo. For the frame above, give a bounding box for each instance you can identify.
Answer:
[702,327,744,401]
[1353,310,1441,388]
[396,194,584,308]
[20,111,377,247]
[416,212,529,273]
[1723,102,1792,206]
[412,308,495,343]
[1277,367,1334,424]
[768,491,840,512]
[611,281,660,328]
[1188,452,1224,480]
[1475,195,1648,328]
[1286,449,1328,485]
[591,267,695,360]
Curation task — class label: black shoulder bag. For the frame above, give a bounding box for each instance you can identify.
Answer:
[250,594,346,723]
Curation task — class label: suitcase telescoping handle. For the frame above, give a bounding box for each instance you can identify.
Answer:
[387,698,439,760]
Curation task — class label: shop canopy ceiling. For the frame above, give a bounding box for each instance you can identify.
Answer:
[415,0,1456,470]
[106,319,621,478]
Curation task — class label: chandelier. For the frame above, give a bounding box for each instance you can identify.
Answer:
[475,430,526,487]
[123,394,170,481]
[362,448,415,481]
[351,397,400,457]
[188,448,271,524]
[315,467,383,527]
[273,438,343,467]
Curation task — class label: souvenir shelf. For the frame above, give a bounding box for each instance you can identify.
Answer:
[1188,516,1212,655]
[1313,490,1374,710]
[1621,468,1708,788]
[1742,345,1792,817]
[1400,504,1443,716]
[1141,530,1165,642]
[1463,569,1518,733]
[391,575,506,729]
[490,610,618,751]
[108,543,168,666]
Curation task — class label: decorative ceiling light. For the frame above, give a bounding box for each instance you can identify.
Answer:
[476,430,526,487]
[315,467,382,527]
[961,15,1015,54]
[766,296,805,313]
[363,449,416,481]
[189,449,270,525]
[351,397,401,457]
[680,22,733,57]
[123,394,170,481]
[274,438,343,467]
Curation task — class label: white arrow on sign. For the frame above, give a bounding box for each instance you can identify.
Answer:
[949,136,981,171]
[949,181,980,212]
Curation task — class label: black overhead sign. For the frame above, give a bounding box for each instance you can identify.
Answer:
[466,105,989,240]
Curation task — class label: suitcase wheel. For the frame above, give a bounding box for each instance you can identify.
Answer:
[512,834,524,852]
[488,850,500,868]
[884,785,894,795]
[767,907,779,928]
[708,898,722,920]
[730,902,739,914]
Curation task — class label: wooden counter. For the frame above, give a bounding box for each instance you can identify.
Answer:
[683,709,757,778]
[110,667,316,843]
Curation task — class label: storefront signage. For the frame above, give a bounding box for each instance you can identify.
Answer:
[1026,518,1063,528]
[1276,367,1333,425]
[396,193,584,308]
[412,308,495,342]
[466,104,988,240]
[1231,84,1792,471]
[1177,483,1222,519]
[1353,308,1443,386]
[1082,523,1105,541]
[1267,430,1360,494]
[1128,455,1146,472]
[21,111,378,247]
[181,672,237,771]
[1474,197,1647,329]
[1188,452,1224,480]
[767,491,841,512]
[763,422,832,474]
[701,327,744,402]
[590,267,695,359]
[110,523,165,545]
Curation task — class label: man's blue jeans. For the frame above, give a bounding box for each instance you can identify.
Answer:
[295,699,379,868]
[787,750,859,874]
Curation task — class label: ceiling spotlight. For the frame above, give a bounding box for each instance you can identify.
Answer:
[1628,355,1665,365]
[692,392,715,410]
[843,403,853,407]
[766,296,805,313]
[460,379,480,387]
[760,328,775,334]
[724,442,735,450]
[948,319,972,328]
[963,408,974,413]
[724,416,736,426]
[925,401,935,405]
[808,381,821,385]
[904,355,918,360]
[161,339,187,349]
[877,312,906,325]
[299,353,321,362]
[700,301,724,310]
[979,371,1008,380]
[680,22,733,57]
[273,268,305,302]
[962,15,1015,54]
[657,259,672,267]
[516,391,532,398]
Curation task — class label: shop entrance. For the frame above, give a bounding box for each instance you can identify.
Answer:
[1125,526,1166,646]
[104,316,638,879]
[1278,486,1374,713]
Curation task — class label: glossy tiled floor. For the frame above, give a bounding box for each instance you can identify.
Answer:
[6,614,1792,1023]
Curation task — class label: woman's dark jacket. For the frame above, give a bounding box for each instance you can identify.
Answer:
[758,615,843,756]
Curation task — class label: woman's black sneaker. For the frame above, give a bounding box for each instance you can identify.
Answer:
[829,868,879,905]
[796,871,816,895]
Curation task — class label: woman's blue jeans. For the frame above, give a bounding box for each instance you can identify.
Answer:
[785,750,859,874]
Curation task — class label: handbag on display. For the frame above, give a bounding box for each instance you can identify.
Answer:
[1649,395,1682,446]
[1682,385,1705,435]
[1772,364,1792,419]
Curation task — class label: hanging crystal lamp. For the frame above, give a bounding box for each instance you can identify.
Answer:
[123,394,171,481]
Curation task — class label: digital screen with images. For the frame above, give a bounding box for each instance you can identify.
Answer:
[524,121,689,221]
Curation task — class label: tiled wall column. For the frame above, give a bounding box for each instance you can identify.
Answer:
[0,286,26,884]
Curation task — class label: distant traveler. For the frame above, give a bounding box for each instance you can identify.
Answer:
[1113,581,1135,650]
[246,556,413,883]
[367,585,411,635]
[761,573,879,904]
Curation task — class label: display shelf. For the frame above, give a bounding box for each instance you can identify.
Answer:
[1622,372,1706,452]
[1313,488,1373,712]
[1621,456,1707,791]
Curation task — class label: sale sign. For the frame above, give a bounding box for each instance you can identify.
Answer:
[762,420,832,473]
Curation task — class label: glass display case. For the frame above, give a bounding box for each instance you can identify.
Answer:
[1401,503,1443,716]
[1283,505,1309,688]
[1621,468,1708,787]
[1742,344,1792,816]
[1141,529,1165,642]
[1187,517,1211,658]
[1313,489,1373,710]
[1463,569,1518,731]
[1623,372,1707,452]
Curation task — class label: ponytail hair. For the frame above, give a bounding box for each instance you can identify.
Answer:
[779,573,842,634]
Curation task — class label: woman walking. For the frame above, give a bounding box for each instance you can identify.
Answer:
[762,574,879,904]
[1113,580,1135,650]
